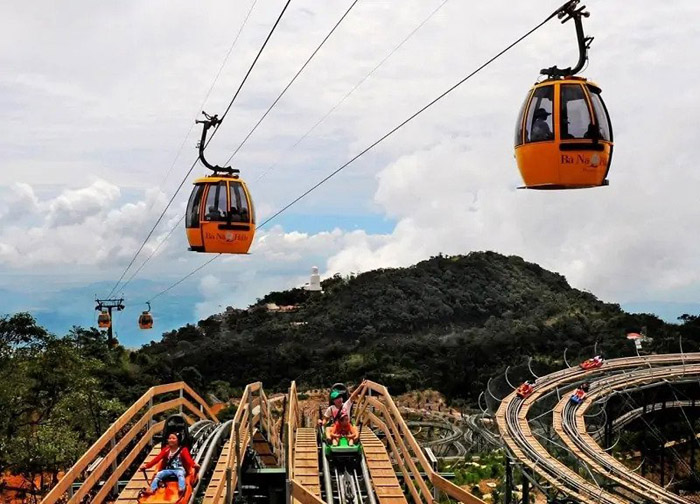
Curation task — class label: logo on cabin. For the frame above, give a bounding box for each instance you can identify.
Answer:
[225,232,234,242]
[591,153,600,167]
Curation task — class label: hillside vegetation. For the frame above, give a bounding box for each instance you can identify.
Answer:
[3,251,700,489]
[136,251,696,401]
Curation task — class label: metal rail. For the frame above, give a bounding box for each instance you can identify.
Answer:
[495,353,700,503]
[557,364,700,504]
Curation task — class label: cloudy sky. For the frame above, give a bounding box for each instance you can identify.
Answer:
[2,0,699,346]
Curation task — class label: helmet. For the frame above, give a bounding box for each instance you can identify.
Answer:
[330,390,341,400]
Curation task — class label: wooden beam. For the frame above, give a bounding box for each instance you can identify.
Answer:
[290,479,326,504]
[92,421,165,503]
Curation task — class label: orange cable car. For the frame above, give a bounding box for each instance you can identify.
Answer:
[97,310,111,329]
[515,1,613,189]
[139,302,154,330]
[185,113,256,254]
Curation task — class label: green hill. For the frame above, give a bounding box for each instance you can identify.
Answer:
[135,251,694,402]
[4,250,700,487]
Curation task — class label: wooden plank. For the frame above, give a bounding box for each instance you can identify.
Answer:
[293,428,320,504]
[202,440,231,504]
[361,430,407,504]
[290,479,326,504]
[114,444,163,503]
[94,421,165,503]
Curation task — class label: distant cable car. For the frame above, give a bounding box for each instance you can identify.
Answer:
[97,310,111,329]
[186,113,256,254]
[139,302,154,330]
[515,1,613,189]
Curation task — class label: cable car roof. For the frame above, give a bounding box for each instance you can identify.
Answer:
[193,174,243,184]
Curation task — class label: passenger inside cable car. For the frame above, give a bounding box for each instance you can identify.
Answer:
[570,383,590,405]
[530,108,553,141]
[516,381,535,399]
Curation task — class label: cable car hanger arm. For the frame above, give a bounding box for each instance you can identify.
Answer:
[195,112,238,176]
[540,0,593,78]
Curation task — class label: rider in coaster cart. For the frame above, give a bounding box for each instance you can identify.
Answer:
[330,413,359,446]
[319,384,362,443]
[140,429,199,500]
[516,380,534,398]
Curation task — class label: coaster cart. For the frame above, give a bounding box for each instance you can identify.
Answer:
[138,415,195,504]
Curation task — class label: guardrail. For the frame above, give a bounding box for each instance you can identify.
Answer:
[41,381,218,504]
[204,381,279,504]
[354,380,485,504]
[285,380,325,504]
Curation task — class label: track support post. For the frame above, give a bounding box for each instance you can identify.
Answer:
[521,469,530,504]
[504,456,513,504]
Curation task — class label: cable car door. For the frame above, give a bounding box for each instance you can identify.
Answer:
[199,181,230,252]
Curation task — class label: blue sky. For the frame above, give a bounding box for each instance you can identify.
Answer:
[2,0,700,348]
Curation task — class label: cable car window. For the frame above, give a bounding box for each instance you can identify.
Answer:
[186,184,204,228]
[560,84,593,140]
[587,87,612,142]
[524,85,553,143]
[229,182,250,223]
[514,91,531,146]
[204,182,228,222]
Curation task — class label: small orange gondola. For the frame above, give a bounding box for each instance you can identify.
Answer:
[185,112,255,254]
[515,1,613,189]
[139,303,154,330]
[97,310,111,329]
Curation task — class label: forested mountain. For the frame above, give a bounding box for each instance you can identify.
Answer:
[134,251,698,402]
[4,251,700,488]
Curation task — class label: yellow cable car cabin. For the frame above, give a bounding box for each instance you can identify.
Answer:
[514,77,613,189]
[185,175,255,254]
[97,310,111,329]
[514,0,613,189]
[138,311,153,330]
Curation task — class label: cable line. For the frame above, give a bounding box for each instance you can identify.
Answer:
[149,254,221,303]
[143,4,560,303]
[106,0,292,298]
[223,0,360,165]
[114,1,258,298]
[251,0,450,184]
[120,215,184,293]
[160,0,259,191]
[122,1,364,292]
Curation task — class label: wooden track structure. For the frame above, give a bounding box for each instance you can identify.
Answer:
[555,363,700,504]
[285,380,485,504]
[41,382,218,504]
[203,381,281,504]
[286,381,326,504]
[43,378,484,504]
[360,429,407,504]
[353,380,485,504]
[495,353,700,504]
[291,427,321,503]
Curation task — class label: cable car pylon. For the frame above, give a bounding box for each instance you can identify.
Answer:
[95,297,125,347]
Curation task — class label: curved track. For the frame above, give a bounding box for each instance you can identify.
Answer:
[496,353,700,504]
[555,364,700,504]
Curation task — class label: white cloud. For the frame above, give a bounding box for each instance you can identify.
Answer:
[2,0,700,329]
